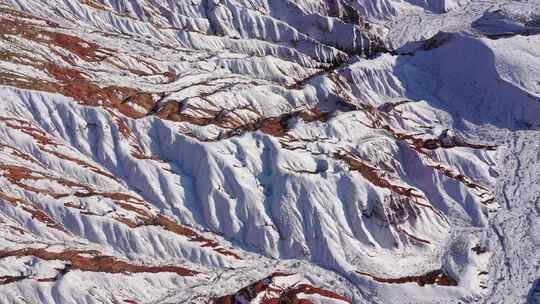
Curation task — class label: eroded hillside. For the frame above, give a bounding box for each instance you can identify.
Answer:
[0,0,539,303]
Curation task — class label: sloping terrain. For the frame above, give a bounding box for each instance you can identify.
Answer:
[0,0,538,303]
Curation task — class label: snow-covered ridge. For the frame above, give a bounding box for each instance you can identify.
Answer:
[0,0,538,303]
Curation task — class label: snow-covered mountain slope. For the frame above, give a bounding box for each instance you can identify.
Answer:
[0,0,538,303]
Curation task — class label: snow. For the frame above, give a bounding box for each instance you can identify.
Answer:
[0,0,538,303]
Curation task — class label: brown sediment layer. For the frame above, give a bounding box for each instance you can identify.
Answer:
[281,284,351,303]
[0,191,70,234]
[40,147,119,181]
[214,272,351,304]
[0,143,41,165]
[0,163,90,197]
[356,269,457,286]
[0,161,240,260]
[396,226,431,245]
[143,215,242,260]
[334,152,421,198]
[5,122,58,146]
[0,247,197,284]
[0,274,27,285]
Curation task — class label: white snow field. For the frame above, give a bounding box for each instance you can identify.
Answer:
[0,0,538,303]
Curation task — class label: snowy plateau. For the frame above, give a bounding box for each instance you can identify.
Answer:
[0,0,539,303]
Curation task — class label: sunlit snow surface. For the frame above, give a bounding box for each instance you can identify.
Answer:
[0,0,538,303]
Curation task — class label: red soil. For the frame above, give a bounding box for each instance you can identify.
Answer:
[0,248,198,283]
[214,273,351,304]
[356,269,457,287]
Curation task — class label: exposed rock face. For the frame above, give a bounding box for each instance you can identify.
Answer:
[214,273,352,304]
[0,0,538,303]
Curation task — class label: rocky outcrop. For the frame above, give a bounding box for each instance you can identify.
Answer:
[214,273,351,304]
